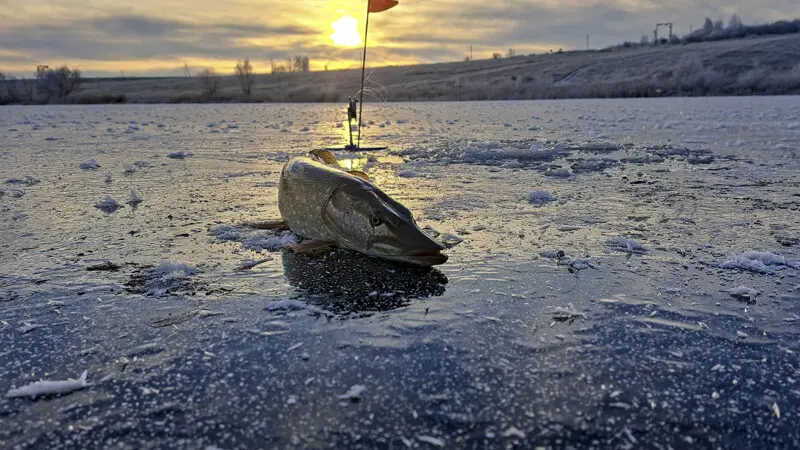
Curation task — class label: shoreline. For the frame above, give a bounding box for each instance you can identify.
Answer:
[2,34,799,106]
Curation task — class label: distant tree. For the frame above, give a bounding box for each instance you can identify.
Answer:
[271,58,287,74]
[492,52,502,59]
[507,48,516,58]
[713,19,724,32]
[234,59,254,95]
[728,14,743,30]
[0,71,6,103]
[198,68,219,96]
[35,65,82,101]
[290,55,310,73]
[640,34,650,45]
[703,17,714,34]
[464,56,471,63]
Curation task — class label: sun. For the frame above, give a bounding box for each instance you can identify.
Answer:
[330,16,361,47]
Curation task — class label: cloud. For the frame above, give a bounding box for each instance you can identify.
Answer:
[0,0,798,76]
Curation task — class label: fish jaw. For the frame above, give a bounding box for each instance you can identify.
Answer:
[378,250,449,266]
[366,228,449,266]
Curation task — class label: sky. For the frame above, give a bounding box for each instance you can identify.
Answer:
[0,0,798,78]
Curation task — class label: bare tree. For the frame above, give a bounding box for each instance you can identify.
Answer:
[35,65,82,101]
[492,52,502,60]
[0,71,6,103]
[728,14,743,31]
[235,59,255,95]
[198,69,219,96]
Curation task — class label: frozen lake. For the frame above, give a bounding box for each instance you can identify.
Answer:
[1,97,799,448]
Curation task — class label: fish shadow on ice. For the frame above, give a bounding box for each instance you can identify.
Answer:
[281,248,448,315]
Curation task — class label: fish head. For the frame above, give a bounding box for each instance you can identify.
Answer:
[323,179,448,266]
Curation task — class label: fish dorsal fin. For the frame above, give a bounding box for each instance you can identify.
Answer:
[347,170,371,182]
[308,149,339,166]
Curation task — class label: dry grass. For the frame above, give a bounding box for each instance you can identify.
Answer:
[4,34,800,105]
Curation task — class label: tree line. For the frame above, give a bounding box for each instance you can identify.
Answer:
[0,65,82,105]
[612,15,800,49]
[195,55,311,98]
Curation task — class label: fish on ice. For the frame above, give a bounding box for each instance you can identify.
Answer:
[260,150,448,266]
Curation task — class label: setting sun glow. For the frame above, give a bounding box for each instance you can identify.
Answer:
[330,16,362,47]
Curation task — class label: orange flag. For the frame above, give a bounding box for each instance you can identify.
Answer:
[369,0,398,13]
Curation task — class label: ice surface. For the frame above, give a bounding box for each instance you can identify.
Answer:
[2,100,800,448]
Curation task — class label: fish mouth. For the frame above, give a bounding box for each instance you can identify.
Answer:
[407,250,448,266]
[369,242,448,266]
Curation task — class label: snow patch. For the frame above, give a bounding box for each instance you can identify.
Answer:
[80,159,101,170]
[6,176,40,186]
[141,261,199,297]
[719,251,800,274]
[128,189,142,205]
[211,225,299,252]
[607,236,648,254]
[167,151,192,159]
[397,170,418,178]
[94,196,122,212]
[527,190,557,206]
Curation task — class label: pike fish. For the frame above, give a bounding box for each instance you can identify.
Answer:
[264,150,448,266]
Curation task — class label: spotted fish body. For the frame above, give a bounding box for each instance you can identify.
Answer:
[278,156,447,266]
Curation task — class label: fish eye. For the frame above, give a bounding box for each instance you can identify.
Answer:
[370,213,382,227]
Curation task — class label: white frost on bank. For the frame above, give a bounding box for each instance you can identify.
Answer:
[94,196,122,212]
[80,159,101,170]
[6,371,91,399]
[527,190,556,206]
[211,225,299,251]
[719,251,800,274]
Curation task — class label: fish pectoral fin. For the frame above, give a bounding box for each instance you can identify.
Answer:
[244,219,289,231]
[309,149,340,166]
[347,170,371,182]
[287,239,337,254]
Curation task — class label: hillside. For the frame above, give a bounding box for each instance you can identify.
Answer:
[19,34,800,104]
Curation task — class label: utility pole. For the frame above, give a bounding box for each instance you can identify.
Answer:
[586,34,589,50]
